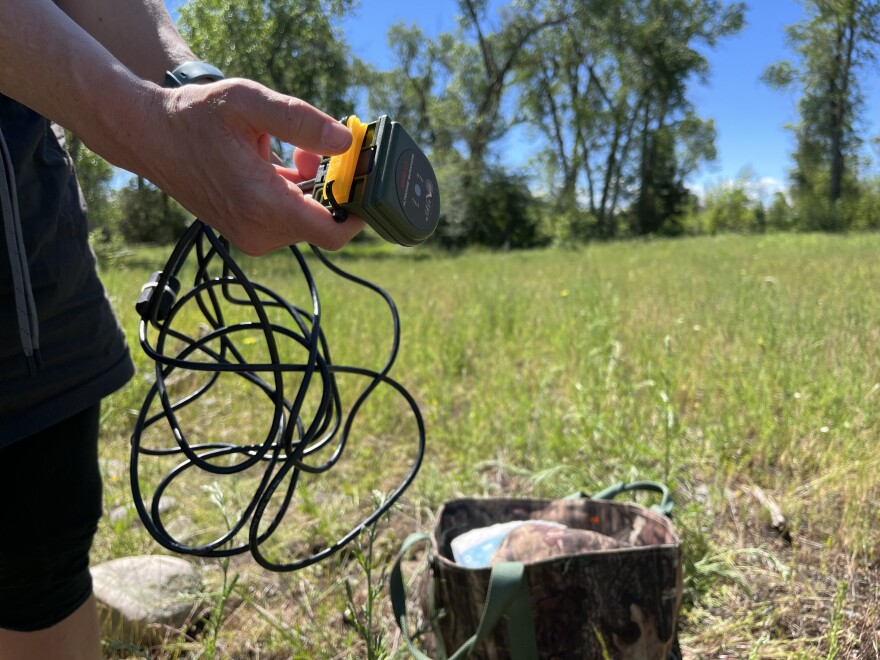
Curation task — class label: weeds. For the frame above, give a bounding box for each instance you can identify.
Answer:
[343,494,394,660]
[825,580,848,659]
[201,557,240,660]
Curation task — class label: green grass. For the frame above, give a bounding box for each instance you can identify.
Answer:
[93,232,880,657]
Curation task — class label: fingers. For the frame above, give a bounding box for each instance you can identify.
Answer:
[257,133,272,161]
[233,209,366,255]
[222,176,365,255]
[268,181,365,250]
[274,149,321,184]
[293,149,321,179]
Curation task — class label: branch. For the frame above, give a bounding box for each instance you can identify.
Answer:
[462,0,497,79]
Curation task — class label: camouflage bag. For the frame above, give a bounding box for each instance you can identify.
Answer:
[391,482,682,660]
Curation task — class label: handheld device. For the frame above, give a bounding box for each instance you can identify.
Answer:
[299,115,440,247]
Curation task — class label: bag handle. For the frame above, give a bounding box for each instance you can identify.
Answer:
[390,533,538,660]
[589,480,674,517]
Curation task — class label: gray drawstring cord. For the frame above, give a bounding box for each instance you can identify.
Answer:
[0,128,41,375]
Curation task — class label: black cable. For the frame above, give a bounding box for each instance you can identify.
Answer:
[131,220,425,571]
[296,178,316,194]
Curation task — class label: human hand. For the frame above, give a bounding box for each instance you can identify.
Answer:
[123,78,366,255]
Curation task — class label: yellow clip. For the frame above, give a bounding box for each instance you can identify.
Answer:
[322,115,366,205]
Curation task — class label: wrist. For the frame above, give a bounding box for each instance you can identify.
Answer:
[82,76,166,174]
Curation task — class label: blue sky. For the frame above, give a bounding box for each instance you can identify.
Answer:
[165,1,880,199]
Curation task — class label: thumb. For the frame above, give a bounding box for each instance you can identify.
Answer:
[222,79,352,155]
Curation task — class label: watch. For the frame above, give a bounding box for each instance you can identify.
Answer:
[163,62,225,88]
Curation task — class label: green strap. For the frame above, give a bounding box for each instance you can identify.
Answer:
[391,533,538,659]
[466,562,536,659]
[590,480,674,517]
[390,533,434,660]
[488,563,537,658]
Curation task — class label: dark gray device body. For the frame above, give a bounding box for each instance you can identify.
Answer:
[311,116,440,247]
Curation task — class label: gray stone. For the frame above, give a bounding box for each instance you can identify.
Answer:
[107,504,134,525]
[164,515,199,545]
[99,458,125,481]
[107,497,177,526]
[91,555,204,647]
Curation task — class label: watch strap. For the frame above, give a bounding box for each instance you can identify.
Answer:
[163,62,225,88]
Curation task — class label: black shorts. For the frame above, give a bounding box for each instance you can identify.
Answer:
[0,403,103,631]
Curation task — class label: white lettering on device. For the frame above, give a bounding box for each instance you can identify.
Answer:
[401,153,414,209]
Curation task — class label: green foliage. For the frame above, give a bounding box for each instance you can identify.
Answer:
[633,125,695,236]
[466,167,549,249]
[849,178,880,230]
[698,182,763,234]
[434,164,548,249]
[65,131,121,236]
[430,152,471,247]
[766,191,794,231]
[513,0,744,240]
[368,0,570,246]
[365,23,450,152]
[177,0,355,118]
[687,175,880,236]
[118,177,192,245]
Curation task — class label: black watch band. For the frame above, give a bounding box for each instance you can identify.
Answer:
[163,62,225,88]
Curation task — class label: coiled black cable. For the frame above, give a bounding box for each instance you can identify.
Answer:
[131,220,425,571]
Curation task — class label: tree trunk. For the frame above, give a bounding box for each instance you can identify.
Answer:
[829,15,857,206]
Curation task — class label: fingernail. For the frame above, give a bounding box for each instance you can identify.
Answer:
[323,122,352,151]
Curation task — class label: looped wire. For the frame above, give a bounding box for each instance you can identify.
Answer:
[131,220,424,571]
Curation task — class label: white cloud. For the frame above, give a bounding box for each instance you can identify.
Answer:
[689,174,787,204]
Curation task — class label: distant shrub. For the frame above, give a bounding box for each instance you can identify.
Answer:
[118,178,192,245]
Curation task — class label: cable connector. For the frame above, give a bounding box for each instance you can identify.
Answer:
[136,271,181,323]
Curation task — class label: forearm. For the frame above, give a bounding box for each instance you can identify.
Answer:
[52,0,197,84]
[0,0,154,170]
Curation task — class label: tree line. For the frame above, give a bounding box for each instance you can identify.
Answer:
[78,0,880,249]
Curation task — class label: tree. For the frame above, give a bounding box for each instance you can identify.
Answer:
[367,0,567,246]
[65,132,119,237]
[764,0,880,229]
[519,0,636,240]
[518,0,743,240]
[118,177,191,244]
[451,0,569,175]
[465,166,548,249]
[627,0,744,235]
[365,23,454,153]
[177,0,355,119]
[700,181,760,234]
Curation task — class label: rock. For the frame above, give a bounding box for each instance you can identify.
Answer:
[91,555,203,647]
[164,515,198,545]
[108,504,135,525]
[744,485,791,543]
[99,458,125,481]
[107,497,177,526]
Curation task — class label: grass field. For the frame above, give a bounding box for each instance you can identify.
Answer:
[92,231,880,658]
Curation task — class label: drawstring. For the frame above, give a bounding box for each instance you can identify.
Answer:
[0,128,41,375]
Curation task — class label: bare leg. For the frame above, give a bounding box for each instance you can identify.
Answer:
[0,593,102,660]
